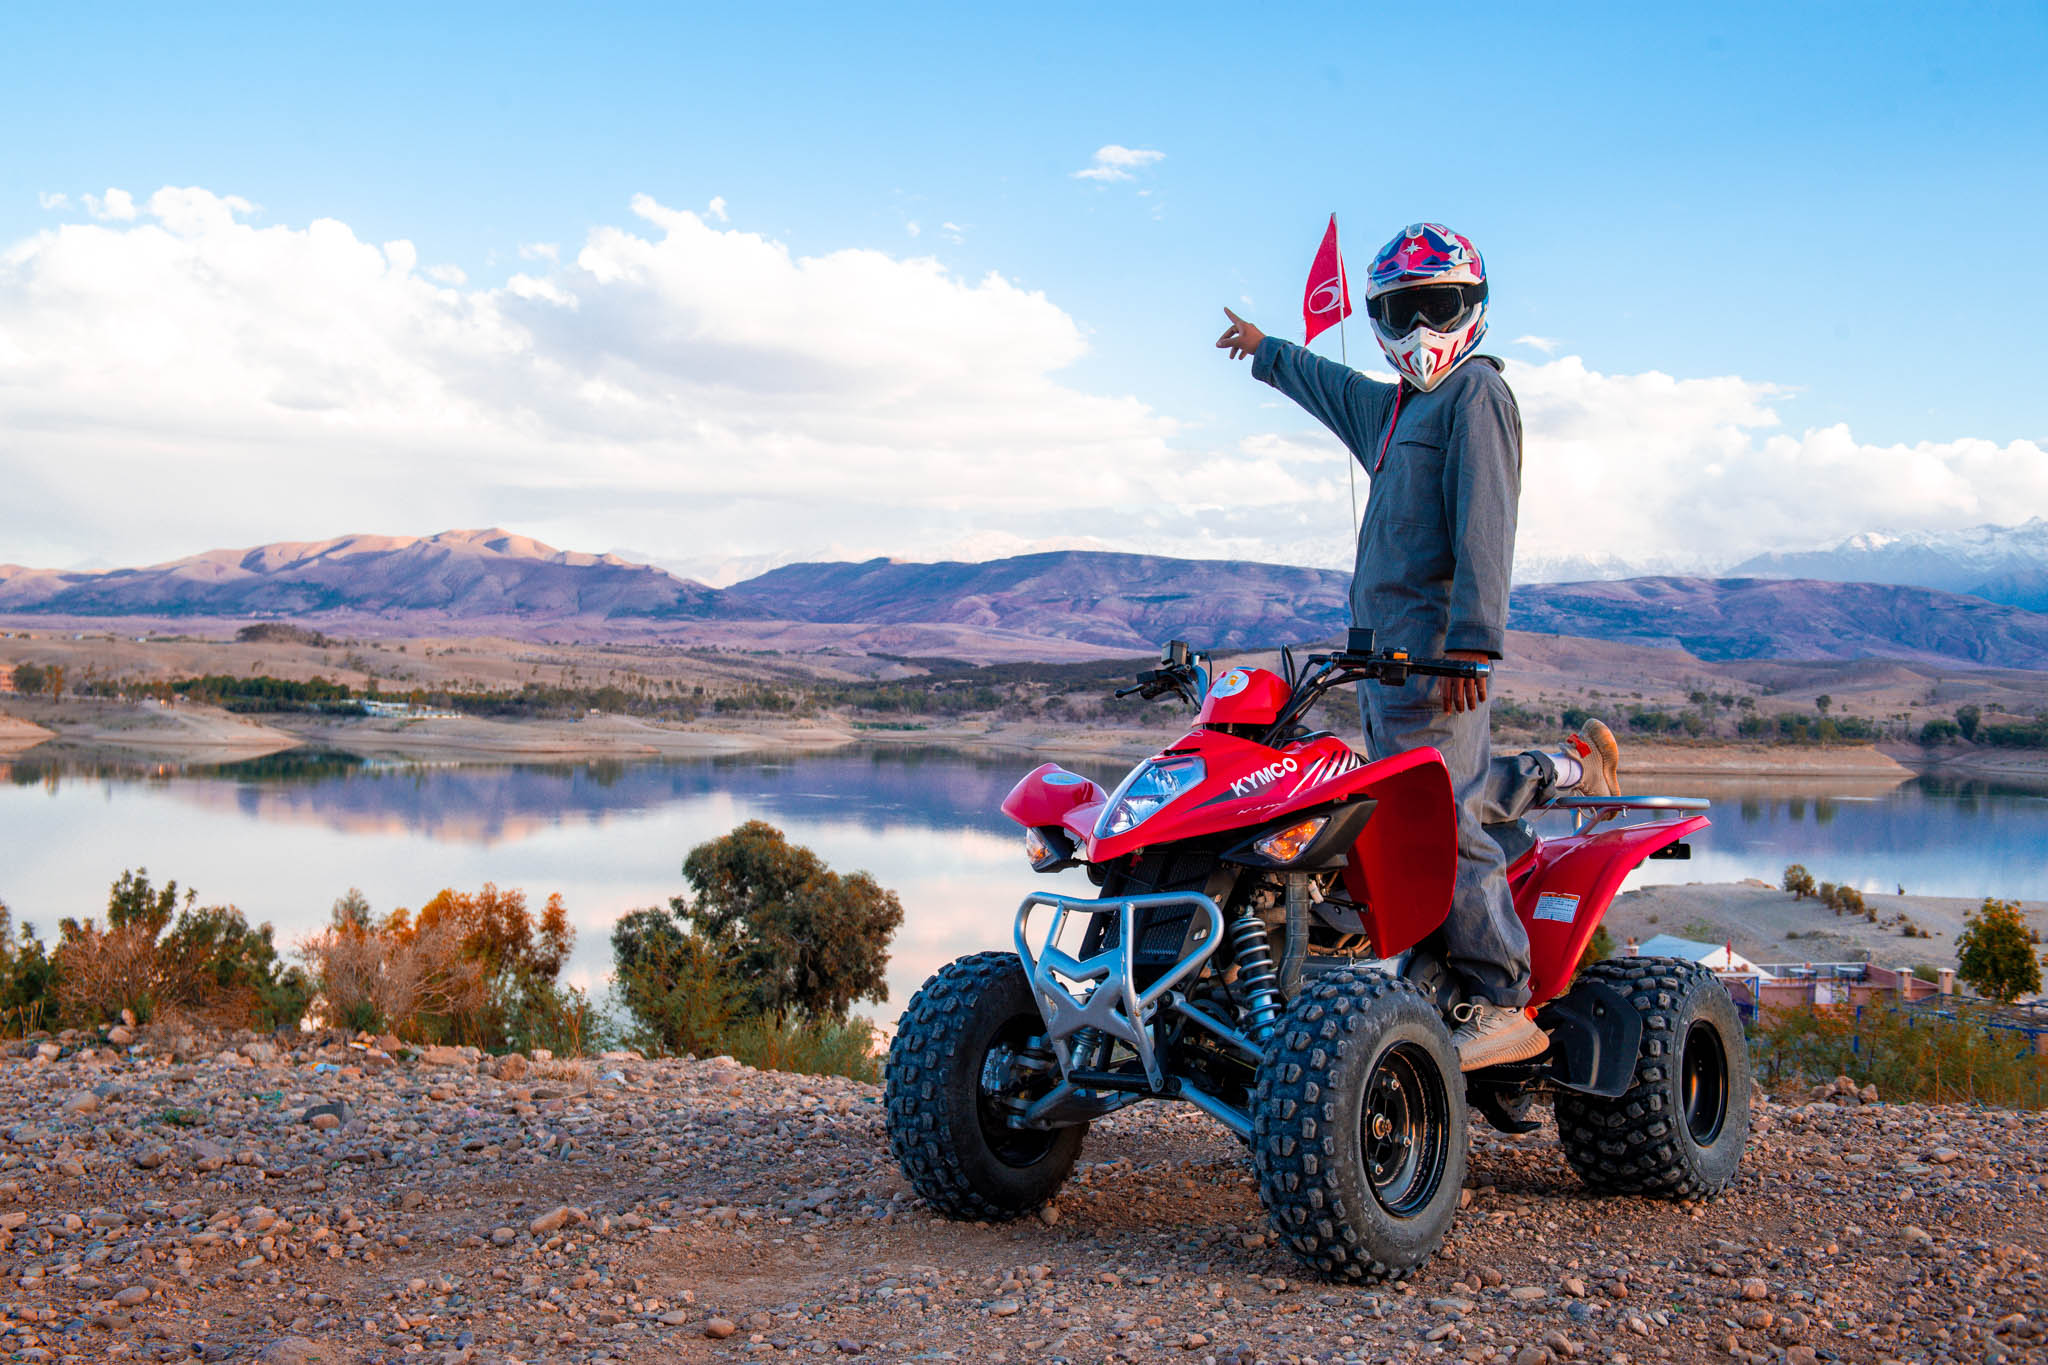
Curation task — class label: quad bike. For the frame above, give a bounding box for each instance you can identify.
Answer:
[884,632,1751,1282]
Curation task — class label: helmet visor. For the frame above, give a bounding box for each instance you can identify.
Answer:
[1367,282,1486,337]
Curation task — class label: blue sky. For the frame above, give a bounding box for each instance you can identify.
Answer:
[3,3,2045,578]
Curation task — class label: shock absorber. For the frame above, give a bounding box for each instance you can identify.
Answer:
[1230,910,1284,1042]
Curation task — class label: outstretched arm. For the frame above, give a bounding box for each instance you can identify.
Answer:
[1218,308,1394,462]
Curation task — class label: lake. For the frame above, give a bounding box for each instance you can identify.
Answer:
[3,747,2045,1015]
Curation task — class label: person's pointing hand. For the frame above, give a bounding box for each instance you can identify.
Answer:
[1216,308,1266,361]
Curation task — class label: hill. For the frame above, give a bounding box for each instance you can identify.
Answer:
[7,532,2048,668]
[0,529,720,623]
[1505,576,2048,668]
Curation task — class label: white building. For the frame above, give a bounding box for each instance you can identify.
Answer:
[1634,934,1771,977]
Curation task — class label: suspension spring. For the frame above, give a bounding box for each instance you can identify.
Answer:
[1067,1026,1105,1070]
[1231,911,1284,1042]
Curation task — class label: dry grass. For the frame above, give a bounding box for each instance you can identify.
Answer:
[300,915,486,1040]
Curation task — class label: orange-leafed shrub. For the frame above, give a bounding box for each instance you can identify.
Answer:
[302,884,590,1052]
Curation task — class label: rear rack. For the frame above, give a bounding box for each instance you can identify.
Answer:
[1542,794,1710,834]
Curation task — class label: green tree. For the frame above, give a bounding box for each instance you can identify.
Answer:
[1918,717,1961,746]
[1816,694,1832,715]
[670,820,904,1020]
[1955,898,2042,1004]
[1955,704,1982,741]
[10,662,47,695]
[1782,864,1816,899]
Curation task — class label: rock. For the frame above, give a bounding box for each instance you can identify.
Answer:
[1902,1225,1934,1247]
[704,1317,737,1339]
[243,1041,281,1065]
[256,1339,327,1365]
[36,1041,61,1062]
[420,1045,471,1068]
[1183,1331,1209,1349]
[1786,1348,1819,1365]
[659,1310,690,1325]
[305,1102,348,1131]
[1514,1348,1553,1365]
[106,1026,134,1046]
[1561,1275,1586,1297]
[1509,1285,1548,1302]
[491,1052,530,1082]
[1038,1202,1060,1226]
[189,1139,230,1172]
[132,1146,169,1169]
[59,1091,98,1116]
[1738,1278,1769,1302]
[529,1205,586,1235]
[990,1297,1020,1316]
[490,1226,516,1246]
[113,1285,150,1307]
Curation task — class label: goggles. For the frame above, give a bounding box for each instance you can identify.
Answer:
[1366,282,1487,336]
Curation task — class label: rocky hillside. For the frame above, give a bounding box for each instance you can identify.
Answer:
[0,529,720,622]
[6,1025,2043,1364]
[718,552,1351,651]
[1505,576,2048,668]
[10,532,2048,667]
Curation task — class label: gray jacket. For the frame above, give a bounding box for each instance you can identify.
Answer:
[1252,339,1522,659]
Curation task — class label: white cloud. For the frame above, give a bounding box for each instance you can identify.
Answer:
[0,186,1188,577]
[905,220,921,238]
[940,222,964,244]
[706,196,728,223]
[1514,334,1560,354]
[1,186,2036,586]
[517,242,559,262]
[82,188,138,221]
[37,192,69,211]
[1073,145,1164,182]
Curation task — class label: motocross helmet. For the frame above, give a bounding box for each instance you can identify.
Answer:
[1364,223,1488,392]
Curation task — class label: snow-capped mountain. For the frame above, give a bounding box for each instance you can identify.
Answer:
[1727,518,2048,611]
[1512,551,1714,586]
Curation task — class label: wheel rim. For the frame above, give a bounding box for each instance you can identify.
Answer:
[1680,1018,1729,1145]
[975,1016,1059,1167]
[1360,1040,1451,1218]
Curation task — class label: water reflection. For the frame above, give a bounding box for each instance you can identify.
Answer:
[2,750,2045,1014]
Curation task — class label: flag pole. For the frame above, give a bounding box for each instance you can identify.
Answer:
[1333,213,1359,539]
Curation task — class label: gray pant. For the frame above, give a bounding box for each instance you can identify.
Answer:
[1359,682,1551,1008]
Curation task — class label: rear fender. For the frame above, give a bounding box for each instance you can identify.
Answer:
[1332,748,1458,958]
[1517,814,1710,1005]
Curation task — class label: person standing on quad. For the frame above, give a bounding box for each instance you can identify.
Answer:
[1216,222,1621,1070]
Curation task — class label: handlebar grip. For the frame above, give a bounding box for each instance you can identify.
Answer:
[1403,658,1491,680]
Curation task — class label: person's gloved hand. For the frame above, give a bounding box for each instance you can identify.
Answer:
[1441,650,1492,714]
[1215,308,1265,360]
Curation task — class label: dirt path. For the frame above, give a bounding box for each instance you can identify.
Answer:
[7,1030,2043,1364]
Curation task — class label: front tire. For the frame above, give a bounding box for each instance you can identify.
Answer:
[1252,971,1467,1282]
[884,951,1085,1221]
[1555,957,1751,1199]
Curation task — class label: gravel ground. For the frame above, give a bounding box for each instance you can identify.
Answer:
[5,1029,2045,1365]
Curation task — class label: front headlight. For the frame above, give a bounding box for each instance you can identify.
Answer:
[1097,756,1206,837]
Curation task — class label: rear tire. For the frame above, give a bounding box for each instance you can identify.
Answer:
[1252,971,1467,1282]
[884,951,1085,1221]
[1555,957,1751,1199]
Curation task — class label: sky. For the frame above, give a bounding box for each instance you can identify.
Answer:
[3,2,2045,584]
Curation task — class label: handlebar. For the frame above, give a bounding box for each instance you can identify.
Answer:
[1115,630,1489,731]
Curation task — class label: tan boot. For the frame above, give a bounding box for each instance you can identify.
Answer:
[1450,1002,1549,1071]
[1566,718,1622,797]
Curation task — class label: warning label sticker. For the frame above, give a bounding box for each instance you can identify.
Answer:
[1533,893,1580,924]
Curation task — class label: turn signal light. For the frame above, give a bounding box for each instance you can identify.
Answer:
[1253,816,1328,864]
[1024,827,1052,863]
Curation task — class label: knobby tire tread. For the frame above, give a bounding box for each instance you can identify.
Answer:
[1252,970,1462,1283]
[1554,957,1745,1200]
[883,950,1078,1222]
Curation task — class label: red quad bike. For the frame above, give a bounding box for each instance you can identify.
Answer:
[885,631,1752,1282]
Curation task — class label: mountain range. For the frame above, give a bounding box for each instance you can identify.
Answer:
[1727,518,2048,612]
[6,527,2048,669]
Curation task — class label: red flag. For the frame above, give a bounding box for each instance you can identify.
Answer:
[1301,214,1352,345]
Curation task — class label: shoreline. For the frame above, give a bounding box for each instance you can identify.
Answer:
[0,698,1992,780]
